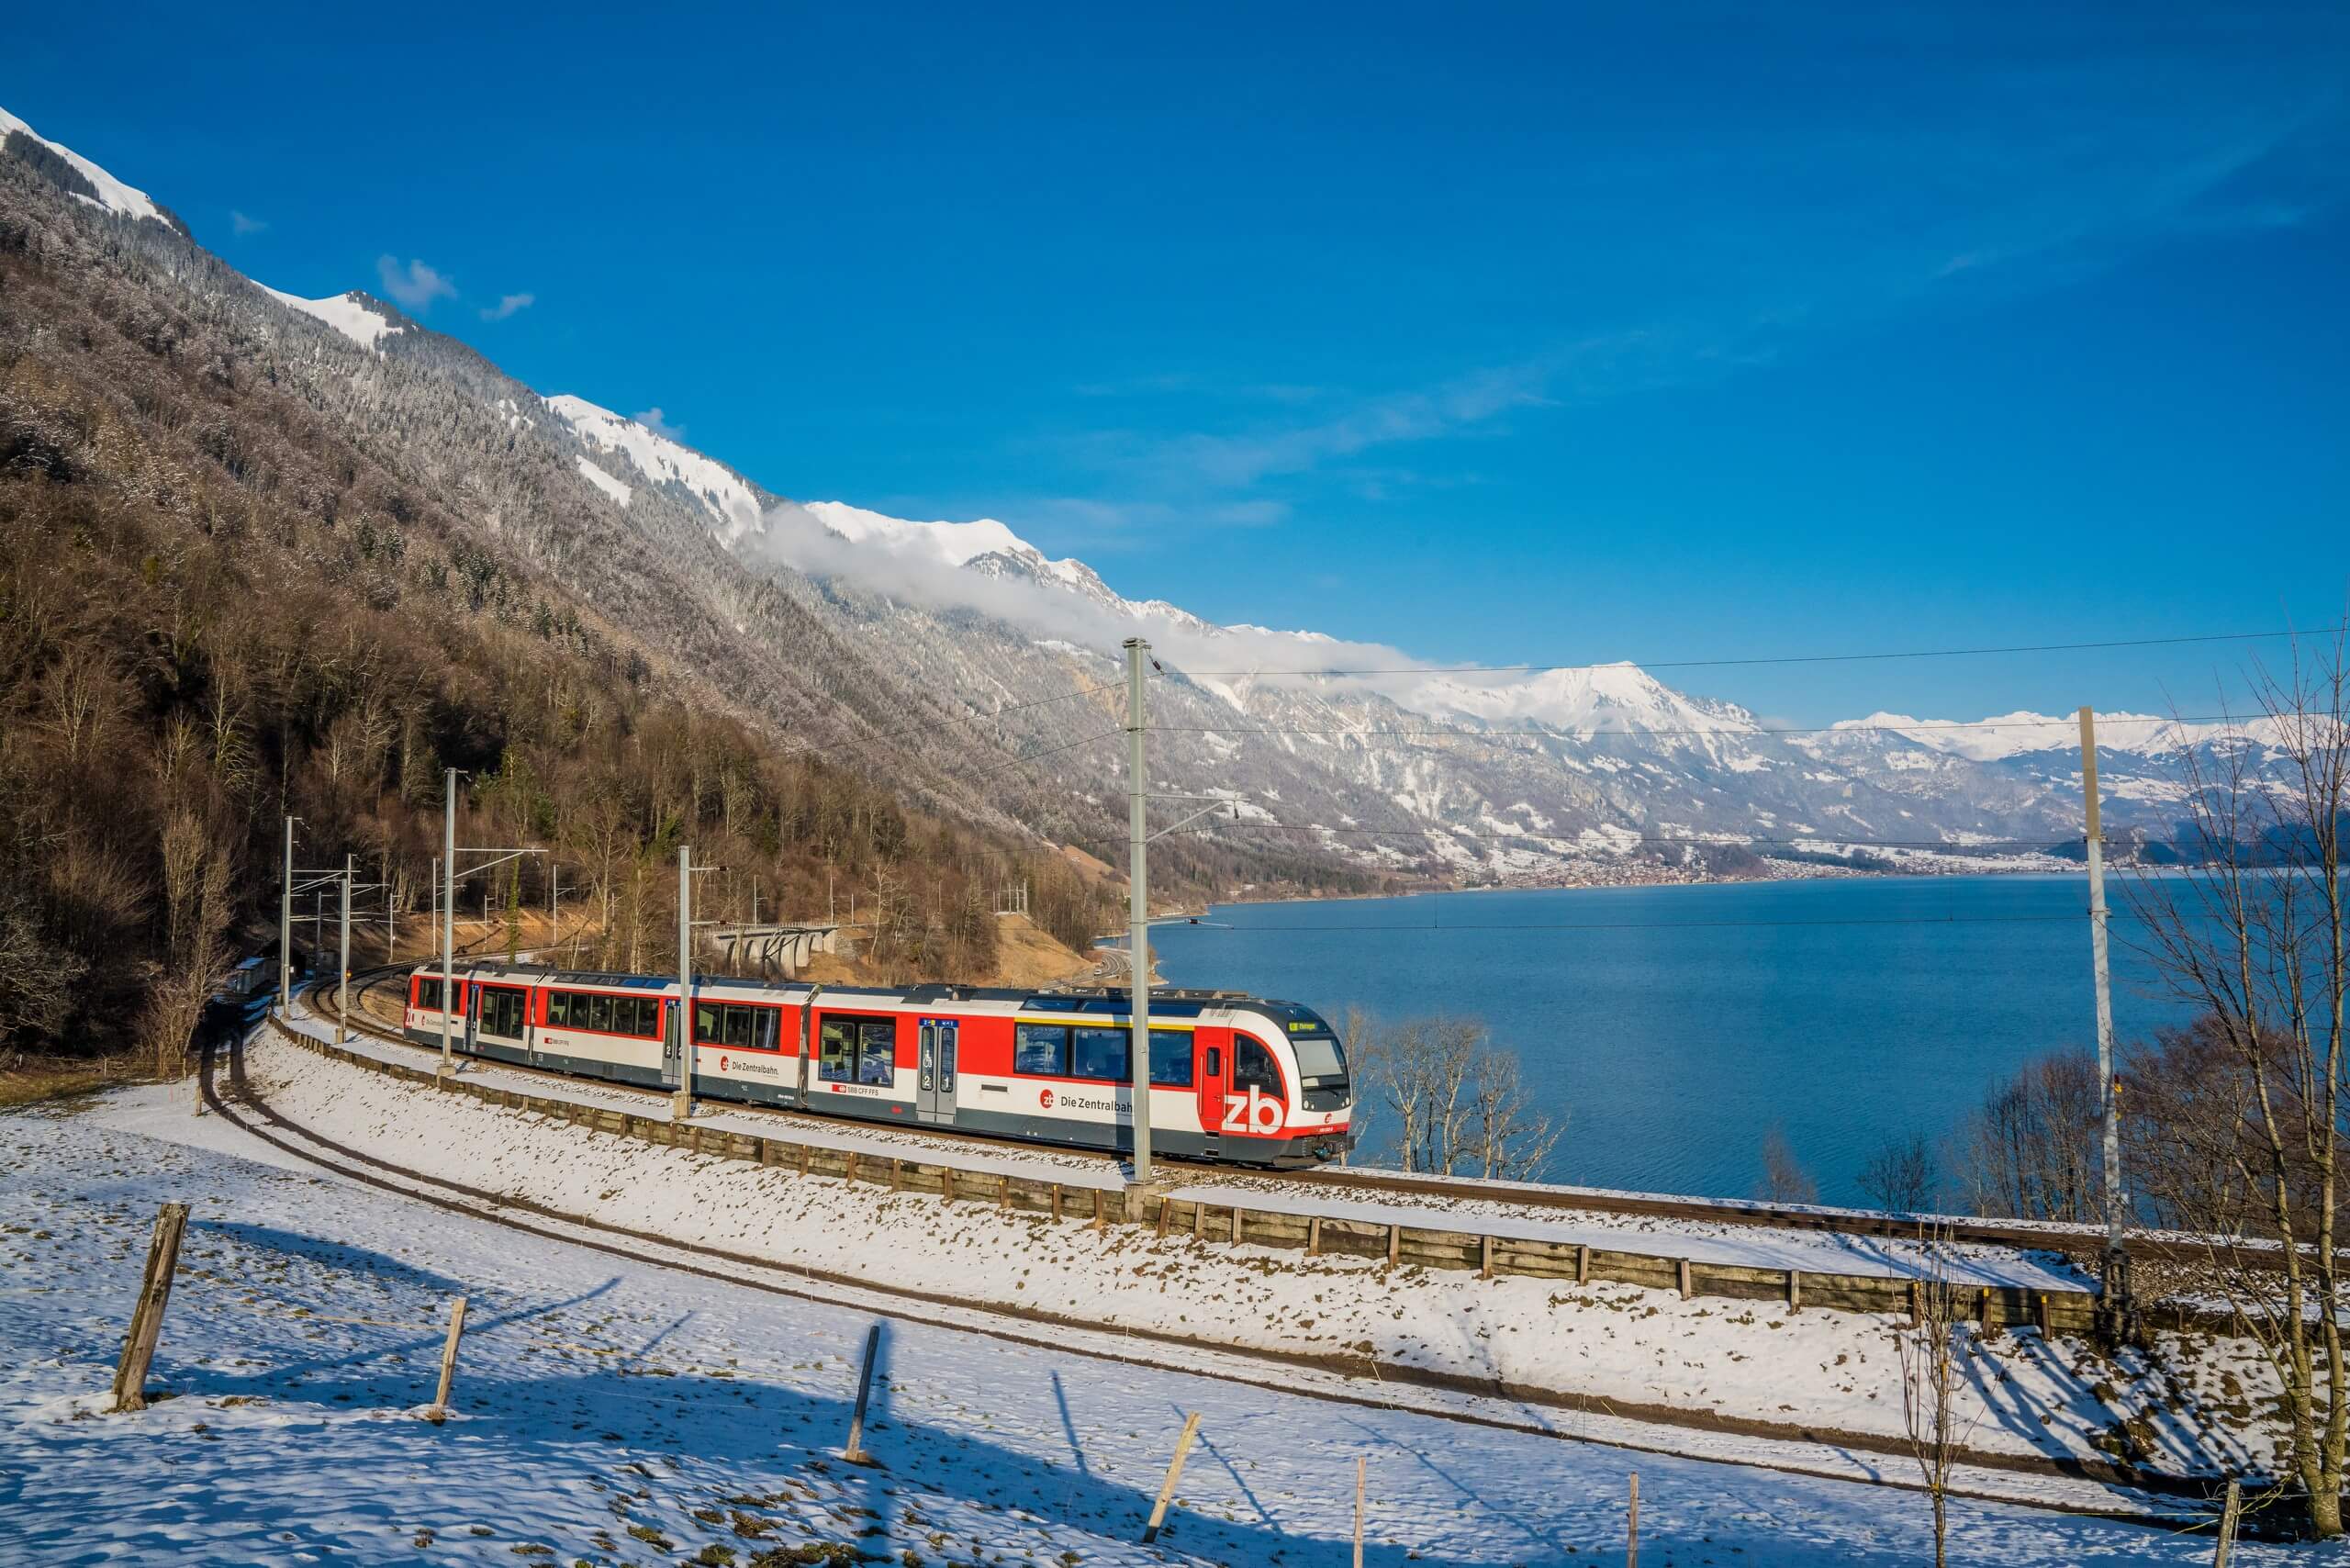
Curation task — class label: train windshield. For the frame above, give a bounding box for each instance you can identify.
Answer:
[1291,1034,1348,1084]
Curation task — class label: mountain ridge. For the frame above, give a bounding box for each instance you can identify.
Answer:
[1,100,2233,893]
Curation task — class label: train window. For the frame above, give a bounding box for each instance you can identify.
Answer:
[724,1006,754,1049]
[696,1002,722,1042]
[818,1019,856,1081]
[1292,1034,1348,1085]
[1234,1038,1282,1099]
[632,998,659,1037]
[856,1019,896,1085]
[546,991,570,1027]
[1149,1029,1192,1087]
[415,976,442,1012]
[588,994,615,1034]
[1014,1023,1069,1076]
[1071,1027,1128,1082]
[477,987,525,1038]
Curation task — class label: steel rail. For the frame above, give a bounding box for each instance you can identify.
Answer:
[214,1012,2232,1520]
[310,965,2203,1266]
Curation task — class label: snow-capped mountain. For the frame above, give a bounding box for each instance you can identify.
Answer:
[259,286,408,352]
[3,101,2232,888]
[0,107,182,233]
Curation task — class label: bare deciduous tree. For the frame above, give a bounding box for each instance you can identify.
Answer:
[1754,1126,1818,1204]
[1951,1046,2104,1223]
[1896,1224,1978,1568]
[1858,1131,1939,1215]
[142,810,232,1080]
[1350,1012,1561,1180]
[2122,632,2349,1539]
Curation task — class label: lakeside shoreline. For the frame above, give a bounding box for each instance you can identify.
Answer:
[1205,857,2108,912]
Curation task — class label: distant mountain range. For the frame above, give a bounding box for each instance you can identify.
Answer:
[4,105,2247,889]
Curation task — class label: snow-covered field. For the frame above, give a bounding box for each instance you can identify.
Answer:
[237,1025,2278,1482]
[0,1046,2296,1564]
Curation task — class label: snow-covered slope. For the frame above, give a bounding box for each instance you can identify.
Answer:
[10,88,2224,886]
[0,106,176,230]
[543,396,767,544]
[258,286,406,352]
[1835,710,2238,762]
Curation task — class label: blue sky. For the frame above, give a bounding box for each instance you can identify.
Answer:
[9,3,2346,721]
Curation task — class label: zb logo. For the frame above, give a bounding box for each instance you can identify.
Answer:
[1220,1084,1280,1133]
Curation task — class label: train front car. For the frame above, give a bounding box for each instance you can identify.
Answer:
[1224,999,1355,1167]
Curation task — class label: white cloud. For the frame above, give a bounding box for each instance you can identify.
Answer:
[632,406,684,439]
[229,210,267,236]
[375,254,456,311]
[750,500,1417,693]
[479,292,535,321]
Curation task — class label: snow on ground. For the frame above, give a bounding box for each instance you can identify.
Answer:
[575,454,634,507]
[1171,1181,2087,1291]
[310,1002,2107,1282]
[217,1030,2278,1484]
[545,396,766,545]
[0,105,171,226]
[0,1079,2298,1566]
[259,286,406,352]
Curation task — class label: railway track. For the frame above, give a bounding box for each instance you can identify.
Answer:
[312,964,2148,1263]
[215,1000,2225,1522]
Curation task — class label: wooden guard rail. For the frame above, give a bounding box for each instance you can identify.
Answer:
[265,1015,2240,1338]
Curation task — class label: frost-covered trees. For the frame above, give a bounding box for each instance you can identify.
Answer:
[1346,1010,1561,1180]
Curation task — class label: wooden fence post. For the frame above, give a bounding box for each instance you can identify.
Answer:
[1481,1234,1494,1280]
[1141,1411,1202,1543]
[1627,1470,1639,1568]
[1308,1215,1324,1257]
[110,1202,190,1412]
[1092,1189,1107,1231]
[1787,1269,1803,1313]
[889,1158,902,1193]
[844,1323,881,1465]
[1051,1183,1064,1224]
[1577,1244,1590,1285]
[846,1151,860,1187]
[1156,1198,1174,1238]
[1353,1454,1366,1568]
[424,1294,470,1422]
[2212,1476,2242,1567]
[1386,1224,1401,1268]
[1230,1205,1244,1245]
[1676,1259,1692,1301]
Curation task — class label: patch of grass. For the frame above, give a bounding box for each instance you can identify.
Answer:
[0,1058,140,1111]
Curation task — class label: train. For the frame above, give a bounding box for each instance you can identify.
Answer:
[401,963,1356,1168]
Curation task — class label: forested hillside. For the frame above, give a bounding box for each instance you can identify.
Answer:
[0,153,1138,1069]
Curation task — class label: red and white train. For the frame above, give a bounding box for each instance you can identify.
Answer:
[403,965,1355,1167]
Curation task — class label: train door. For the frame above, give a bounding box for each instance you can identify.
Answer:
[1196,1028,1229,1152]
[464,981,481,1055]
[917,1019,957,1124]
[664,1000,684,1089]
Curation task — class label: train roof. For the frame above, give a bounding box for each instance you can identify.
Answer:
[411,962,1333,1028]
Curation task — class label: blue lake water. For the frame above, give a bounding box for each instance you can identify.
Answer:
[1148,875,2194,1205]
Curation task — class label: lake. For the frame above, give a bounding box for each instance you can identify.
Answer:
[1147,875,2196,1206]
